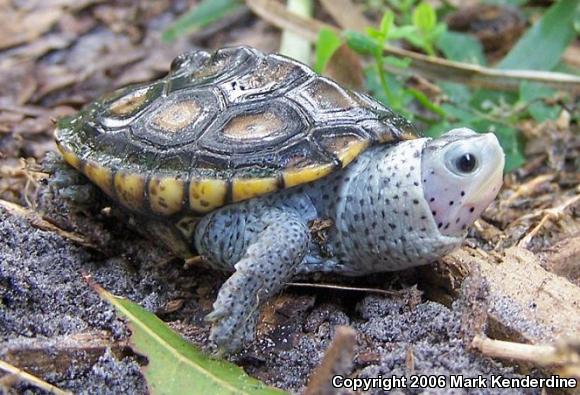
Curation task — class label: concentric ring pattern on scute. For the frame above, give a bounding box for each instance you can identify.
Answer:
[55,46,416,216]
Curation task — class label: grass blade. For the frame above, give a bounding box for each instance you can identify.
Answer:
[498,0,578,70]
[162,0,242,42]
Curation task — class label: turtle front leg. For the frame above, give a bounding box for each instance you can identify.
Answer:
[196,207,310,352]
[42,152,96,206]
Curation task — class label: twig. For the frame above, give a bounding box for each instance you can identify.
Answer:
[517,194,580,248]
[245,0,580,93]
[279,0,313,64]
[0,360,72,395]
[286,281,405,296]
[304,326,357,395]
[503,174,554,206]
[471,336,580,378]
[0,199,96,248]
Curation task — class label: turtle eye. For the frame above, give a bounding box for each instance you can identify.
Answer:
[444,142,480,176]
[455,153,477,173]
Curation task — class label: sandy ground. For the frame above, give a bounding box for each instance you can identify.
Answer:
[1,199,540,394]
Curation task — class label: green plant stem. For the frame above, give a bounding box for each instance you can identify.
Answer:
[279,0,313,64]
[375,53,398,108]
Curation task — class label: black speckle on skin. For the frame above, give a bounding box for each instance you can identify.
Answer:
[413,199,419,205]
[393,195,399,200]
[413,181,419,186]
[347,195,353,202]
[402,191,408,197]
[469,207,475,213]
[432,210,437,216]
[456,218,460,223]
[420,227,426,232]
[430,197,435,202]
[407,226,413,232]
[430,170,435,175]
[414,150,420,158]
[449,201,454,206]
[421,215,426,220]
[444,223,450,229]
[405,173,411,178]
[461,191,465,197]
[389,223,396,230]
[462,224,467,230]
[404,210,409,216]
[438,222,443,228]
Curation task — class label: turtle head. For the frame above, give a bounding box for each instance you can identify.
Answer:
[421,128,504,237]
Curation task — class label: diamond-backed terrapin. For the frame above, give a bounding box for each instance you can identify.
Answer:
[54,46,505,352]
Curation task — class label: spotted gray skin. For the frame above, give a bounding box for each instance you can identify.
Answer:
[195,128,504,352]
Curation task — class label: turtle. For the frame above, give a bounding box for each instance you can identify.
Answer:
[53,46,505,352]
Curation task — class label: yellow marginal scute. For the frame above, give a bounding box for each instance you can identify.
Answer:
[337,140,369,168]
[282,163,335,188]
[232,177,279,202]
[56,142,81,170]
[83,161,114,197]
[114,172,145,211]
[148,177,185,215]
[189,179,227,213]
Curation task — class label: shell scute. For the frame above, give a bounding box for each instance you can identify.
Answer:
[55,46,417,217]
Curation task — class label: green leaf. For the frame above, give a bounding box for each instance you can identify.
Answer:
[366,27,385,41]
[382,55,411,69]
[162,0,241,42]
[314,28,343,74]
[437,31,486,65]
[413,2,437,34]
[574,3,580,34]
[498,0,578,70]
[388,25,417,40]
[483,0,528,6]
[519,81,560,122]
[406,88,447,117]
[440,82,472,104]
[95,285,285,395]
[344,30,382,55]
[440,103,479,124]
[380,11,395,38]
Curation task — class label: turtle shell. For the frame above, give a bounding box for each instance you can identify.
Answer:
[55,46,416,217]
